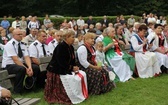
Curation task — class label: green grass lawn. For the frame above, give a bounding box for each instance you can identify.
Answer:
[13,74,168,105]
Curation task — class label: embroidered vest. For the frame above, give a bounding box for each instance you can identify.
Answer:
[130,34,147,52]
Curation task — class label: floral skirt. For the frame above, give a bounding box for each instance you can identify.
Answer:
[44,71,72,104]
[84,68,114,95]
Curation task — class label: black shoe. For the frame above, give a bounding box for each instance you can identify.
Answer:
[160,65,167,74]
[165,69,168,74]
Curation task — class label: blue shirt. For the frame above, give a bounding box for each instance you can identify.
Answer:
[1,20,10,29]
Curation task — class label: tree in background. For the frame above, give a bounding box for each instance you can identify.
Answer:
[0,0,168,17]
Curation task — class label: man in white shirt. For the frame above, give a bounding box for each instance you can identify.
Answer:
[29,31,50,63]
[77,16,85,27]
[28,17,39,30]
[127,15,135,26]
[12,17,20,29]
[29,30,50,87]
[2,29,40,94]
[147,13,156,24]
[48,30,62,54]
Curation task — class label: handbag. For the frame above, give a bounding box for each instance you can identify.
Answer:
[0,97,12,105]
[24,76,36,90]
[0,97,20,105]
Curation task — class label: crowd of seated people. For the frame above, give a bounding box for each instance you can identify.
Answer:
[0,13,168,104]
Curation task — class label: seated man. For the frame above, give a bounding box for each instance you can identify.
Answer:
[22,28,38,47]
[29,30,50,87]
[48,30,62,55]
[2,28,40,94]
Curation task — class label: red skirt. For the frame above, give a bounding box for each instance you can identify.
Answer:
[44,71,72,104]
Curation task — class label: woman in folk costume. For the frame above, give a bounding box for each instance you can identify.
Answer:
[115,24,130,49]
[102,27,135,82]
[44,29,88,104]
[77,32,115,95]
[130,24,161,78]
[162,24,168,43]
[147,24,168,73]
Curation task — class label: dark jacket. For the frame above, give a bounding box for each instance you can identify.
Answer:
[47,41,75,75]
[101,19,109,27]
[87,19,95,26]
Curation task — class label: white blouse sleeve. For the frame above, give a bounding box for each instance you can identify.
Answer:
[130,36,143,52]
[77,46,90,68]
[147,33,157,51]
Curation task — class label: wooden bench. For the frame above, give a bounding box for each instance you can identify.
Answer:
[12,98,40,105]
[0,56,16,90]
[0,70,13,89]
[0,56,52,90]
[38,56,52,72]
[0,56,41,105]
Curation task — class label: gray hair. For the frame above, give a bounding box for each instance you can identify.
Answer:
[62,29,75,40]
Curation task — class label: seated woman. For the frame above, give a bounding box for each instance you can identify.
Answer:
[44,29,88,104]
[115,24,130,50]
[130,24,161,78]
[103,27,135,82]
[0,29,9,50]
[77,32,115,95]
[147,24,168,73]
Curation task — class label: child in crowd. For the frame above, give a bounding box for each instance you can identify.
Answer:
[95,41,116,81]
[0,29,9,52]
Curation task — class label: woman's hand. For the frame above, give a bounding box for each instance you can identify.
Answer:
[118,40,125,45]
[148,43,153,49]
[108,43,114,48]
[142,38,148,46]
[94,66,102,71]
[104,43,114,52]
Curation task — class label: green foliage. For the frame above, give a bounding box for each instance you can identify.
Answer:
[0,0,168,17]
